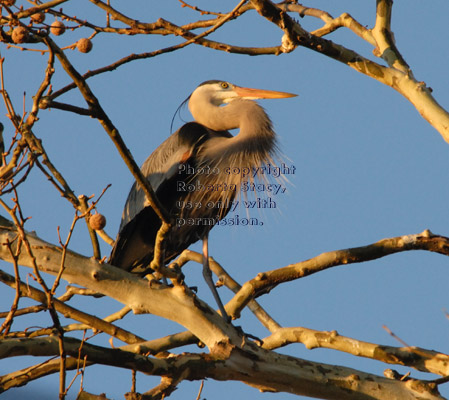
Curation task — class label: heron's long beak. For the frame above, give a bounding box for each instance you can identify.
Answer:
[234,85,297,100]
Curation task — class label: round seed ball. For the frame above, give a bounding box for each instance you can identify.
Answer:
[89,213,106,231]
[76,38,93,53]
[31,12,45,24]
[11,26,28,44]
[50,20,65,36]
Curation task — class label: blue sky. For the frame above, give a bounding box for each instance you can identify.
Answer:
[1,1,448,399]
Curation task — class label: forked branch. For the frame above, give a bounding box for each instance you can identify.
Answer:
[227,230,449,318]
[249,0,449,143]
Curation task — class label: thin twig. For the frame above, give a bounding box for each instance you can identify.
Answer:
[78,195,101,260]
[0,239,21,335]
[0,269,146,344]
[53,213,79,294]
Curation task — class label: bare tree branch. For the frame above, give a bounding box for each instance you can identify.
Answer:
[0,269,145,344]
[0,336,444,400]
[262,327,449,377]
[249,0,449,143]
[228,230,449,317]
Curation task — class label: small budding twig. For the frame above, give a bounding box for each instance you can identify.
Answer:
[78,195,101,260]
[0,188,68,398]
[0,239,22,335]
[53,214,79,294]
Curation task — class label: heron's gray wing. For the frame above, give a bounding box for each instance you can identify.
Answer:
[109,122,214,272]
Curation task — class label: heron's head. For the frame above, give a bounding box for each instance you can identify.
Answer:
[189,80,296,107]
[187,80,296,130]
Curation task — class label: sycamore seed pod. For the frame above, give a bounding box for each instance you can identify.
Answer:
[11,26,28,44]
[31,12,46,24]
[89,213,106,231]
[76,38,93,53]
[50,20,65,36]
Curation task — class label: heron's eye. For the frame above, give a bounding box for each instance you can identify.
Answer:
[221,82,229,89]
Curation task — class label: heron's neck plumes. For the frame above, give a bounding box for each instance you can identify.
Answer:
[193,98,277,161]
[188,98,281,214]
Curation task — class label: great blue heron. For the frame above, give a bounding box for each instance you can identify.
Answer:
[110,80,296,318]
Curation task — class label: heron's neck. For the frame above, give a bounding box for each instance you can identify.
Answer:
[192,97,274,139]
[194,99,277,166]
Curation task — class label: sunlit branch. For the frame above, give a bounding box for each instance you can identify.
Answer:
[15,0,70,19]
[262,327,449,377]
[0,269,146,344]
[0,336,171,375]
[62,306,132,333]
[121,331,199,356]
[95,228,114,246]
[249,0,449,143]
[2,335,442,400]
[139,376,180,400]
[227,230,449,318]
[372,0,410,73]
[311,12,376,45]
[278,3,333,22]
[0,356,89,392]
[0,303,45,319]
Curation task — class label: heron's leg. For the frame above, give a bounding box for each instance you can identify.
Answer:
[160,246,168,285]
[202,235,230,322]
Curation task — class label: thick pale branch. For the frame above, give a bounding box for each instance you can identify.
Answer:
[262,327,449,377]
[0,356,90,392]
[372,0,410,73]
[206,345,443,400]
[0,224,237,350]
[278,3,334,23]
[277,4,375,45]
[0,337,169,375]
[312,12,376,46]
[121,331,199,356]
[0,269,143,344]
[250,0,449,143]
[227,230,449,318]
[0,337,443,400]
